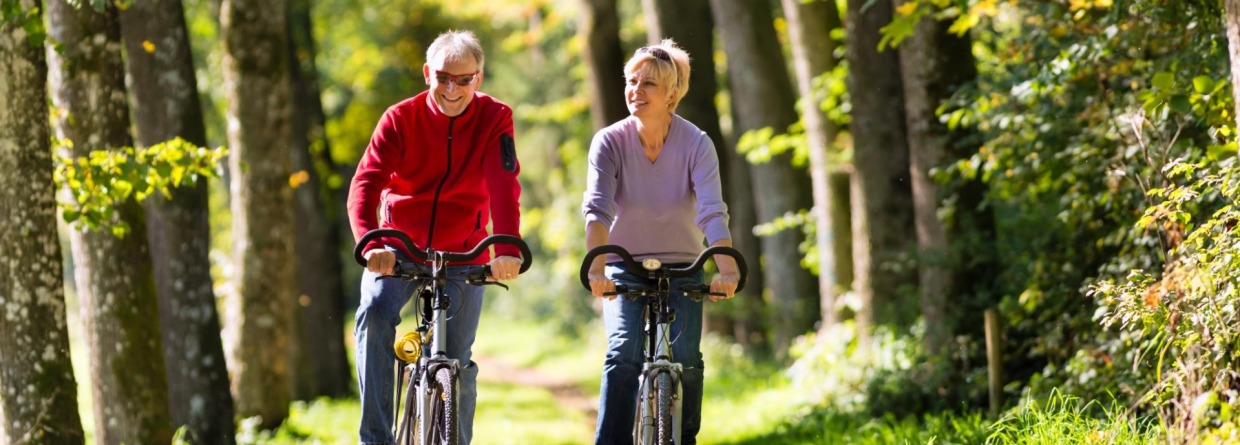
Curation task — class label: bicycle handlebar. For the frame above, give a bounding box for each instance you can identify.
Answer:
[578,244,748,293]
[353,228,533,274]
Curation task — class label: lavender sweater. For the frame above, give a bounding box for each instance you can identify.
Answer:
[582,115,731,264]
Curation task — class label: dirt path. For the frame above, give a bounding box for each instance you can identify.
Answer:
[474,355,599,431]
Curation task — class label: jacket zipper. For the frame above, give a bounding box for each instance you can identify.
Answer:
[425,117,454,249]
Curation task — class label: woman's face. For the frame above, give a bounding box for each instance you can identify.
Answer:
[625,63,672,118]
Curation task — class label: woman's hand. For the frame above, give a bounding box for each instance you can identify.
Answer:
[709,272,739,302]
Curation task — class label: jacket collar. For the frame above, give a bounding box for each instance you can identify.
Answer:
[422,90,480,124]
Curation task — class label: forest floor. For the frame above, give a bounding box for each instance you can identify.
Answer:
[474,353,599,431]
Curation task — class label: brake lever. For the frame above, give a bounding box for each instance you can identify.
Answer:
[466,273,510,290]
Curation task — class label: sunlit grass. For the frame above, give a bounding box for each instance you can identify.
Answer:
[65,288,1169,445]
[474,381,593,444]
[987,390,1162,444]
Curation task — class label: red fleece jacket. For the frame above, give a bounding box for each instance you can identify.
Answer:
[348,91,522,264]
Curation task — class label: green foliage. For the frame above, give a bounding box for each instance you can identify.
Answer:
[988,390,1163,444]
[1089,160,1240,441]
[1,0,47,46]
[892,0,1235,411]
[54,137,227,237]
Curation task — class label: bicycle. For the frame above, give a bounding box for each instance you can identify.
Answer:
[354,228,532,445]
[578,244,748,445]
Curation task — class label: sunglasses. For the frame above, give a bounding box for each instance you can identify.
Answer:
[433,70,479,86]
[635,46,671,62]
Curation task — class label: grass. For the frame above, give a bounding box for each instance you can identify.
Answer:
[63,289,1170,444]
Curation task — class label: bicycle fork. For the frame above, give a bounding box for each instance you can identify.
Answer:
[635,317,683,445]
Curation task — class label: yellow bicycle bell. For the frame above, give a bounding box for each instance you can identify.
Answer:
[393,331,422,363]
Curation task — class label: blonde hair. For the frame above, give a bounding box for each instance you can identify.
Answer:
[426,30,485,70]
[624,38,691,113]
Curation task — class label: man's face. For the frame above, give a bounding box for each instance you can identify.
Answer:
[423,55,482,117]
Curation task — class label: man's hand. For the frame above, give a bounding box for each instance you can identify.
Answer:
[365,249,396,276]
[489,255,522,281]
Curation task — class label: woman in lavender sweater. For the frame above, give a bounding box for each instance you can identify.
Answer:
[581,39,741,445]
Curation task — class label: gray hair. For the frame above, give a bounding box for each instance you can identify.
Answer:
[426,30,485,70]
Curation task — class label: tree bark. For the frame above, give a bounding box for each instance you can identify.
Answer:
[894,0,991,357]
[578,0,629,129]
[118,1,238,442]
[1228,0,1240,132]
[0,2,86,442]
[845,0,917,338]
[781,0,846,329]
[710,0,820,359]
[45,1,173,443]
[643,0,769,354]
[220,0,295,428]
[287,0,352,400]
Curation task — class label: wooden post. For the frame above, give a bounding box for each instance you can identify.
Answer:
[985,309,1004,418]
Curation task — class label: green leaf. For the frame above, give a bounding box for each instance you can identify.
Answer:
[1207,142,1238,162]
[1152,72,1175,90]
[1170,95,1191,114]
[1192,76,1215,94]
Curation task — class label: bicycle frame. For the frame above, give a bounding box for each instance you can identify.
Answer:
[355,228,531,445]
[579,245,747,445]
[635,275,684,444]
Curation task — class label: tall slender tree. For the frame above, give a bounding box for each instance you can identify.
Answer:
[642,0,769,353]
[220,0,295,428]
[893,0,992,356]
[46,1,172,443]
[287,0,351,399]
[710,0,820,359]
[117,0,237,442]
[781,0,847,328]
[0,2,85,442]
[578,0,629,129]
[845,0,916,336]
[1227,0,1240,132]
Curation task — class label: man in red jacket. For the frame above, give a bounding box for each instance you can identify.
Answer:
[347,29,523,445]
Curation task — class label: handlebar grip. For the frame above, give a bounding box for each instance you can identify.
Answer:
[579,245,748,294]
[671,246,749,293]
[354,229,424,266]
[353,229,534,274]
[578,245,642,291]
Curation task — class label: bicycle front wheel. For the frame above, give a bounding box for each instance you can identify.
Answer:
[654,372,675,445]
[396,369,421,445]
[421,366,459,445]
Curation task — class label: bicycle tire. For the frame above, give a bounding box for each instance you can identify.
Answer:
[421,366,459,445]
[655,372,675,445]
[396,376,418,445]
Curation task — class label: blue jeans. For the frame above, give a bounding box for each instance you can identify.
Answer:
[356,248,485,445]
[595,263,705,445]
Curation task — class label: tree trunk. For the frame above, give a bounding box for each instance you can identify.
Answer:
[710,0,820,359]
[894,0,992,357]
[0,2,86,442]
[1227,0,1240,132]
[117,1,238,442]
[781,0,846,329]
[845,0,917,338]
[45,1,173,443]
[220,0,295,428]
[578,0,629,130]
[642,0,768,354]
[287,0,352,400]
